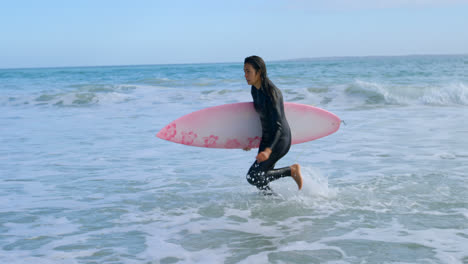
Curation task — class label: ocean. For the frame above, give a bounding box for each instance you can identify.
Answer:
[1,55,467,263]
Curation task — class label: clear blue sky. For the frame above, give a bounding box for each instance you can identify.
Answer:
[1,0,468,68]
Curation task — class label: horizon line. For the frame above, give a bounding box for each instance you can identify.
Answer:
[1,53,467,71]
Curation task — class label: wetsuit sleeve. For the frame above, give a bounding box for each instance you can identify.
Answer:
[268,91,284,150]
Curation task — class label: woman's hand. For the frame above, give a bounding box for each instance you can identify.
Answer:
[256,148,272,163]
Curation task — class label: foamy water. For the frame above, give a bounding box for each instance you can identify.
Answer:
[1,55,467,263]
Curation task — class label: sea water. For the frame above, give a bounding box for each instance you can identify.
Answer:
[0,55,467,263]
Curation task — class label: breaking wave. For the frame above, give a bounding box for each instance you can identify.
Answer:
[2,80,468,109]
[3,84,137,107]
[338,80,468,107]
[272,80,468,109]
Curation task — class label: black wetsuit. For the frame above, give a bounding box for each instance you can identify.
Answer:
[246,80,292,191]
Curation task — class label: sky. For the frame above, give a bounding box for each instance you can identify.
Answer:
[1,0,468,68]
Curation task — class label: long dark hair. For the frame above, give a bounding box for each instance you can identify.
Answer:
[244,55,277,102]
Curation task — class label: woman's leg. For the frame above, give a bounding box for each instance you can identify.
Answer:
[246,149,291,191]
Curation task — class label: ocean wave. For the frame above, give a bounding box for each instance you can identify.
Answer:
[344,80,409,105]
[341,80,468,106]
[2,84,137,107]
[36,92,134,107]
[3,79,468,109]
[275,80,468,108]
[138,77,178,86]
[137,77,242,88]
[420,83,468,105]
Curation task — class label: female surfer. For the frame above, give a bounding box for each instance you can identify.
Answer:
[243,55,303,192]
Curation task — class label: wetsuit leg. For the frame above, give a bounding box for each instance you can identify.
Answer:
[246,160,291,191]
[246,141,292,191]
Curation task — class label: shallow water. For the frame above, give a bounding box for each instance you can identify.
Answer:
[1,55,467,263]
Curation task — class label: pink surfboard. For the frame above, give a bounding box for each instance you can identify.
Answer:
[157,102,340,149]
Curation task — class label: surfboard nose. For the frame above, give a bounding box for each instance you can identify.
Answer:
[156,129,163,139]
[156,122,177,141]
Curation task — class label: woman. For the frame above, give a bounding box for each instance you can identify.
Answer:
[243,56,303,192]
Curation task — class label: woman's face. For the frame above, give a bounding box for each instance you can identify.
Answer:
[244,63,260,86]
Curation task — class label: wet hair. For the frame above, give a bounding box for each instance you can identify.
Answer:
[244,55,277,102]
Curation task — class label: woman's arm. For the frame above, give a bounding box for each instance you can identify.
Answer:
[267,90,284,150]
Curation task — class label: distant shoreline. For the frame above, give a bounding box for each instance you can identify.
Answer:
[1,53,467,71]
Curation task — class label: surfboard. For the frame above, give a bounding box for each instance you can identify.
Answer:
[157,102,340,149]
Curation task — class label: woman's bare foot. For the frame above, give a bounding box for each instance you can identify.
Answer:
[290,164,303,190]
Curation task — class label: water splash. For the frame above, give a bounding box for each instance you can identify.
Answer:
[270,166,337,201]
